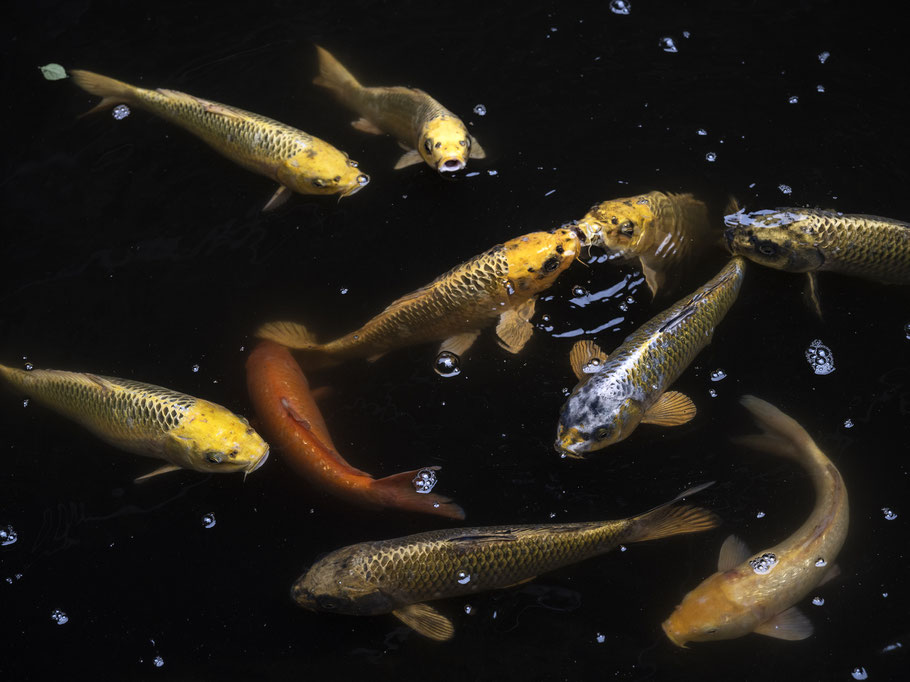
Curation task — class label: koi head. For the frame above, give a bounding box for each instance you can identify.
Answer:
[555,392,643,457]
[503,228,580,296]
[291,545,394,616]
[575,195,657,257]
[279,150,370,198]
[166,402,270,476]
[723,209,824,272]
[418,115,482,173]
[661,572,754,647]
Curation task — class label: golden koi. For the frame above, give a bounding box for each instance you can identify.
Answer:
[70,69,369,209]
[313,46,485,173]
[292,483,719,640]
[662,396,849,646]
[258,228,579,369]
[0,363,269,480]
[556,257,746,457]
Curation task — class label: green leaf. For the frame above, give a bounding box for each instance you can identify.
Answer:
[39,63,68,81]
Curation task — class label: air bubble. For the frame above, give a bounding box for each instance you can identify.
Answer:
[788,95,799,104]
[112,104,131,120]
[51,609,68,625]
[817,84,825,93]
[620,545,627,552]
[412,468,438,494]
[202,513,216,529]
[464,604,473,614]
[844,418,854,429]
[609,0,631,15]
[818,51,831,64]
[1,525,18,546]
[882,507,898,521]
[812,596,825,606]
[815,558,827,567]
[503,279,516,296]
[340,287,348,295]
[710,369,727,382]
[153,656,164,668]
[708,388,718,398]
[456,570,471,585]
[904,322,910,339]
[805,339,835,375]
[22,399,28,408]
[434,351,461,378]
[756,511,766,519]
[705,152,717,162]
[24,362,34,371]
[572,286,588,297]
[697,128,707,136]
[659,37,678,53]
[473,104,487,116]
[596,632,606,643]
[778,184,793,195]
[749,552,778,574]
[851,667,868,681]
[191,364,200,373]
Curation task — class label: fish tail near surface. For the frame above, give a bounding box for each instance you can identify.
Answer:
[626,482,720,543]
[70,69,137,116]
[368,467,466,520]
[313,46,361,94]
[256,321,320,350]
[734,395,813,458]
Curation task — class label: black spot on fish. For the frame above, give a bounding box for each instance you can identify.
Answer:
[305,149,317,158]
[527,267,535,273]
[556,245,564,254]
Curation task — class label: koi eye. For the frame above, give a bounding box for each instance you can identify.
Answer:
[333,176,341,182]
[594,427,611,440]
[229,449,239,459]
[424,139,433,154]
[757,242,777,256]
[435,141,442,149]
[206,452,225,464]
[459,139,467,147]
[610,216,619,225]
[543,256,561,272]
[316,596,340,610]
[619,221,635,237]
[707,628,718,634]
[312,178,326,188]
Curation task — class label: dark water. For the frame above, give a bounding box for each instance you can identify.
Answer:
[2,1,909,679]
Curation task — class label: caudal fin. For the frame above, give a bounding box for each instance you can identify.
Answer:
[627,482,720,543]
[369,466,466,520]
[70,69,136,116]
[734,395,813,459]
[257,321,320,349]
[313,45,361,94]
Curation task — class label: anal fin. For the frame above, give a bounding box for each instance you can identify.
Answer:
[569,339,608,381]
[753,606,813,640]
[641,391,696,426]
[495,298,536,354]
[439,331,480,357]
[351,117,384,135]
[392,603,454,641]
[134,463,183,483]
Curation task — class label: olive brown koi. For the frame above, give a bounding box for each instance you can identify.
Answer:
[662,396,849,646]
[292,482,719,640]
[69,69,369,209]
[245,340,464,520]
[556,256,746,457]
[313,46,485,173]
[575,191,718,297]
[0,363,269,480]
[257,228,579,369]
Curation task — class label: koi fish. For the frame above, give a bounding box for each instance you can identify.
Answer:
[313,46,484,173]
[575,191,717,297]
[70,69,369,209]
[662,396,849,646]
[556,257,746,457]
[292,483,718,640]
[245,340,464,519]
[257,228,579,369]
[0,362,269,480]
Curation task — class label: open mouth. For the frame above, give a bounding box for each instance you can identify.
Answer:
[245,448,270,478]
[342,174,370,197]
[438,158,465,173]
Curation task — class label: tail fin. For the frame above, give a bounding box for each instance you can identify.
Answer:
[70,69,136,116]
[723,195,740,216]
[628,481,720,543]
[733,395,813,459]
[368,466,466,521]
[257,321,320,350]
[313,45,361,94]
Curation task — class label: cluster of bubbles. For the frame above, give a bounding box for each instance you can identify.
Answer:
[881,507,898,521]
[412,468,438,494]
[112,104,131,120]
[50,609,68,625]
[0,525,18,547]
[749,552,778,575]
[805,339,835,375]
[473,104,487,116]
[710,369,727,382]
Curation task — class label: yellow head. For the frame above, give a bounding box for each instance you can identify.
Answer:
[290,544,394,616]
[418,115,479,173]
[662,571,755,647]
[555,394,644,457]
[277,143,370,198]
[576,195,658,256]
[503,228,580,295]
[165,400,270,476]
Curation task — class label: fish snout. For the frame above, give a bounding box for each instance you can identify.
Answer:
[554,427,589,459]
[661,619,689,648]
[342,173,370,197]
[290,581,317,609]
[437,157,466,173]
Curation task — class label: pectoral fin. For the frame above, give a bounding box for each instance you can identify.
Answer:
[351,117,384,135]
[495,298,536,353]
[818,563,841,586]
[803,272,823,319]
[641,259,665,298]
[753,606,813,640]
[569,339,608,381]
[469,137,486,160]
[717,534,751,571]
[263,185,291,211]
[394,149,424,169]
[134,464,182,483]
[641,391,696,426]
[501,576,536,589]
[439,331,480,357]
[392,603,454,641]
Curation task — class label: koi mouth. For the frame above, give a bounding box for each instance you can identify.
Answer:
[244,448,270,479]
[341,174,370,197]
[438,158,465,173]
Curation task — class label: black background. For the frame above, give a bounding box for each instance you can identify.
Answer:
[2,1,908,680]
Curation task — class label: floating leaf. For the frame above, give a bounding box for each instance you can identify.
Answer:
[39,63,68,81]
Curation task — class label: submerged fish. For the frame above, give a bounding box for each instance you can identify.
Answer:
[0,363,269,480]
[724,208,910,314]
[556,256,746,457]
[292,483,719,640]
[662,396,849,646]
[257,228,579,369]
[70,69,369,209]
[246,341,463,519]
[575,191,717,297]
[313,45,485,173]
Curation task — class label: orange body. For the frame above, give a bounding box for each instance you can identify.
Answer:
[245,341,464,519]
